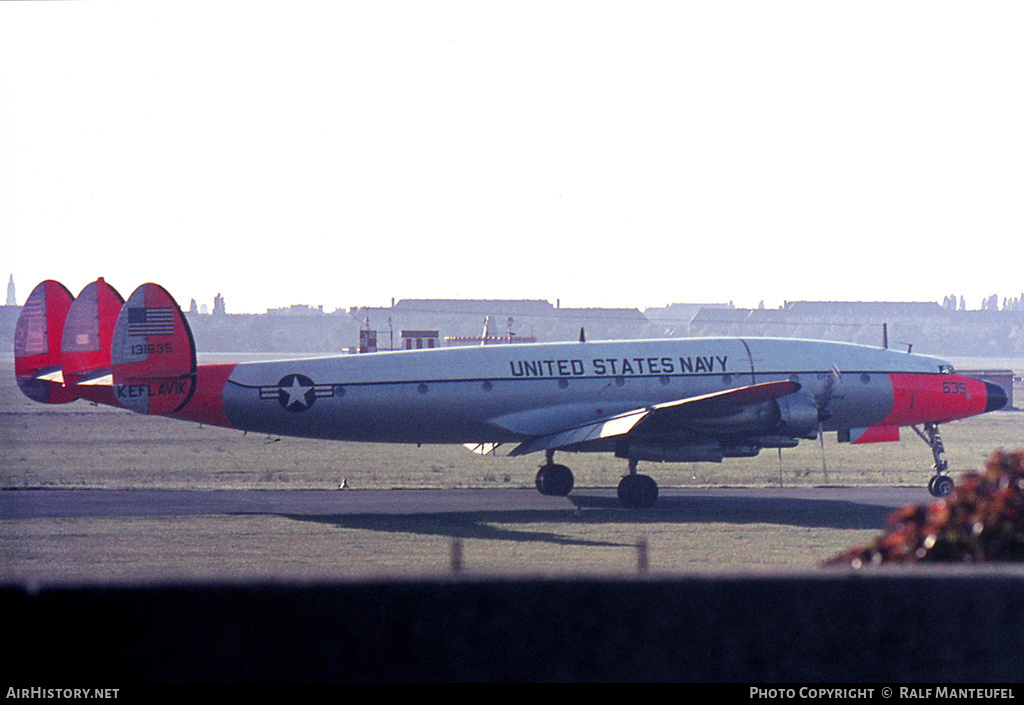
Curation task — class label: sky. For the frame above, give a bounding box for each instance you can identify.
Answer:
[1,1,1021,314]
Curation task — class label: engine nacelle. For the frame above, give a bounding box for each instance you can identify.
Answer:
[690,391,821,439]
[775,392,822,439]
[618,441,725,463]
[617,441,764,463]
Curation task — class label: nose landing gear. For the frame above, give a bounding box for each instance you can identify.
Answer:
[913,423,954,497]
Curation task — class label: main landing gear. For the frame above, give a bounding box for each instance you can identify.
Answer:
[913,422,954,497]
[535,451,660,509]
[618,459,659,509]
[535,449,574,497]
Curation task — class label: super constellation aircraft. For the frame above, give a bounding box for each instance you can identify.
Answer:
[14,279,1008,507]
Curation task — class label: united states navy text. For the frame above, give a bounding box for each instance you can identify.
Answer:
[508,356,728,378]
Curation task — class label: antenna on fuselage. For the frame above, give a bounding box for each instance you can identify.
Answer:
[819,425,829,484]
[815,367,839,484]
[579,327,586,343]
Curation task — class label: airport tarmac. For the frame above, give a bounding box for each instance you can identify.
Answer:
[2,481,929,520]
[1,485,932,584]
[2,484,920,519]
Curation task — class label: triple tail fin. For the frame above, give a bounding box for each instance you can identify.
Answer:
[111,283,197,415]
[60,278,124,405]
[14,280,78,403]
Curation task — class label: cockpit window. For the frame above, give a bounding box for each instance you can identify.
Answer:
[938,364,955,374]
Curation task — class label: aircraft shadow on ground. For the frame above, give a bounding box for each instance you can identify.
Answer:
[245,495,894,546]
[276,510,626,546]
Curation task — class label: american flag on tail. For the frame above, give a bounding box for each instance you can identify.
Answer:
[127,307,175,336]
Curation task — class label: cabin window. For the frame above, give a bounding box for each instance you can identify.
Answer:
[417,383,428,394]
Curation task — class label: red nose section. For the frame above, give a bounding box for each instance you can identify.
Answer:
[883,373,992,427]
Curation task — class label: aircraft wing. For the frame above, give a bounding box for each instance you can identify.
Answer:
[508,380,800,457]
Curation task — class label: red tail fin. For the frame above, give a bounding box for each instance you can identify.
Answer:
[60,278,124,382]
[60,278,124,405]
[14,280,78,404]
[111,283,197,415]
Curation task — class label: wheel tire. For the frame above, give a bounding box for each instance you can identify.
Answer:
[617,474,659,509]
[930,475,954,497]
[536,464,574,496]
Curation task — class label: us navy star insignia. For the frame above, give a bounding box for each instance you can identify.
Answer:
[280,374,314,409]
[257,374,333,412]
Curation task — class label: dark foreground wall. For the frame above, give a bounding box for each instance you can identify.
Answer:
[6,574,1024,682]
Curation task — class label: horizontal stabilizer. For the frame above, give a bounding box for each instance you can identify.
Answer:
[464,442,502,455]
[510,380,801,456]
[34,369,114,386]
[76,373,115,387]
[35,369,65,384]
[111,283,197,415]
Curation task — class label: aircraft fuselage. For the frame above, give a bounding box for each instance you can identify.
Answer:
[212,337,984,446]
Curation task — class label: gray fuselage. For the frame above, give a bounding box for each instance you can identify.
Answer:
[220,337,950,446]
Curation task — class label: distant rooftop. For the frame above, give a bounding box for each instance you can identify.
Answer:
[783,301,945,315]
[555,307,646,320]
[363,299,645,319]
[390,299,555,315]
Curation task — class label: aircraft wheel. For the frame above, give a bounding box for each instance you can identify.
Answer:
[929,474,954,498]
[617,474,659,509]
[536,463,574,497]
